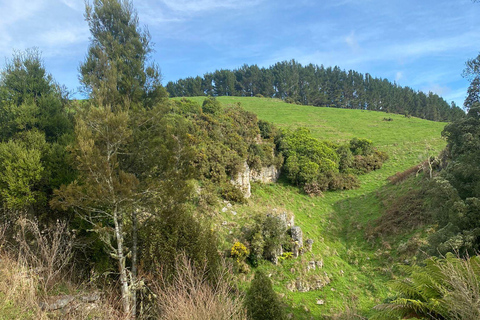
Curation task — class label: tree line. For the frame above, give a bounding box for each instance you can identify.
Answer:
[166,61,465,122]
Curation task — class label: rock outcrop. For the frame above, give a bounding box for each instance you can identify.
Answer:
[230,161,280,198]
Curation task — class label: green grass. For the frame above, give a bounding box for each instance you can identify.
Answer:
[178,96,447,318]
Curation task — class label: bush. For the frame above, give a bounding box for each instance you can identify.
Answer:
[202,97,222,115]
[231,242,249,263]
[373,253,480,320]
[245,271,285,320]
[221,183,246,203]
[153,254,247,320]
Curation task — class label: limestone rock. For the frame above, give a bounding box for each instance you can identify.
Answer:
[230,161,281,199]
[251,165,280,183]
[40,295,75,311]
[305,238,314,251]
[308,261,316,271]
[230,161,251,198]
[296,278,309,292]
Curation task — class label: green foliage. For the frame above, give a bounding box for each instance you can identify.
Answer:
[202,96,222,114]
[246,270,285,320]
[0,49,72,142]
[0,50,74,220]
[373,254,480,320]
[167,61,464,122]
[0,139,44,209]
[279,129,385,194]
[426,107,480,255]
[241,215,288,265]
[281,127,339,185]
[349,138,374,156]
[80,0,166,107]
[169,98,282,202]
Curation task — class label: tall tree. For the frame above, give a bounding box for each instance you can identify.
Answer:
[57,1,167,317]
[80,0,166,108]
[0,49,74,220]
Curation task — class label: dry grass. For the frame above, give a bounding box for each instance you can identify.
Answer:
[0,254,47,320]
[441,254,480,320]
[0,221,121,320]
[367,189,428,239]
[153,254,247,320]
[14,217,74,293]
[386,161,426,185]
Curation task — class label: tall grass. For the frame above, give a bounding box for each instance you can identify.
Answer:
[153,254,247,320]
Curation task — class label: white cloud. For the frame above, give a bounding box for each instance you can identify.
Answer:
[40,26,88,47]
[345,31,360,52]
[159,0,262,13]
[0,0,44,27]
[395,71,403,82]
[60,0,84,11]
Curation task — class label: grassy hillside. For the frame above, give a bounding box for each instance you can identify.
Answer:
[176,96,447,318]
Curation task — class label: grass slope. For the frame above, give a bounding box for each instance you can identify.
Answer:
[178,97,447,318]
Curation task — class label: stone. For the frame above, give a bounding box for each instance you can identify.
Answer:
[292,243,300,258]
[291,226,303,248]
[296,278,309,292]
[308,261,316,271]
[316,299,325,305]
[230,161,251,198]
[270,245,283,265]
[305,238,314,251]
[221,207,228,213]
[40,295,75,311]
[226,202,232,208]
[316,260,323,268]
[312,279,324,290]
[80,292,101,303]
[286,281,296,292]
[230,161,281,199]
[250,165,280,183]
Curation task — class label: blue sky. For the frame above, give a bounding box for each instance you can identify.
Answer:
[1,0,479,107]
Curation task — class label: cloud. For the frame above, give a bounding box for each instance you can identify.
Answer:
[60,0,84,11]
[345,31,361,52]
[159,0,262,13]
[0,0,44,27]
[395,71,403,82]
[40,26,88,47]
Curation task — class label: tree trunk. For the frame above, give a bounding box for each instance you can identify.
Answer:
[113,208,132,317]
[131,209,138,319]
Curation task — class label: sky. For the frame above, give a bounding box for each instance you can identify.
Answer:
[1,0,479,107]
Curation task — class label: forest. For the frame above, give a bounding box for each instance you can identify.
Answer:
[1,0,480,319]
[166,61,465,122]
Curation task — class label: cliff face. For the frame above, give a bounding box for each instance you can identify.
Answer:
[231,161,280,198]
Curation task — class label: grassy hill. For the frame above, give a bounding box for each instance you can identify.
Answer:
[176,96,447,318]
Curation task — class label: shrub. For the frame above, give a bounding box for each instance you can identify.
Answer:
[153,254,247,320]
[221,183,246,203]
[304,182,323,197]
[372,253,480,320]
[349,138,374,156]
[202,97,222,115]
[14,217,74,292]
[245,271,285,320]
[231,242,249,263]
